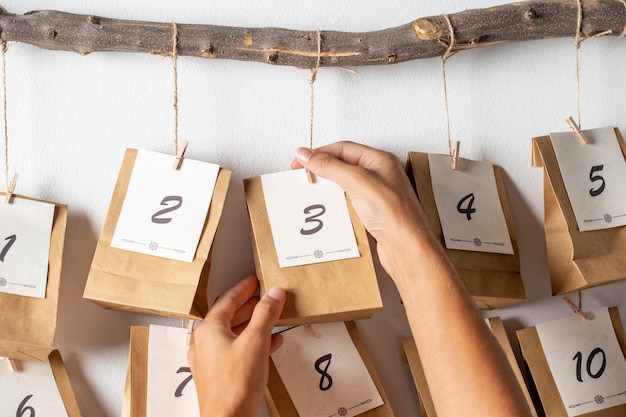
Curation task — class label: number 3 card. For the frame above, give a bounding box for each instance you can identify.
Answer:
[111,149,219,262]
[550,126,626,232]
[428,154,514,255]
[261,169,359,268]
[0,197,55,298]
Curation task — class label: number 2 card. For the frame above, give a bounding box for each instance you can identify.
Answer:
[261,169,359,268]
[428,154,514,254]
[111,149,219,262]
[0,196,55,298]
[550,126,626,232]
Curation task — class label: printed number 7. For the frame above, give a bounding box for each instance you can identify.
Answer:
[0,234,16,262]
[175,367,193,398]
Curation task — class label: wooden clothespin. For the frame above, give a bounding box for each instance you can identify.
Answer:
[1,357,17,372]
[563,296,590,320]
[172,140,189,170]
[306,170,316,184]
[306,324,321,338]
[565,117,588,144]
[452,141,460,170]
[185,319,195,346]
[4,172,18,204]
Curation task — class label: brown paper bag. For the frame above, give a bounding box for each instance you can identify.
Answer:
[406,152,526,309]
[49,350,83,417]
[244,176,382,326]
[517,307,626,417]
[532,129,626,295]
[122,326,149,417]
[83,149,231,319]
[266,321,395,417]
[0,195,67,361]
[401,317,537,417]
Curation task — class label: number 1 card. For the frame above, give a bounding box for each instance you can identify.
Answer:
[550,126,626,232]
[428,154,514,255]
[111,149,219,262]
[0,196,55,298]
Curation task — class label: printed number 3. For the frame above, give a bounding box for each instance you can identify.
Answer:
[151,196,183,224]
[0,234,16,262]
[300,204,326,235]
[589,165,606,197]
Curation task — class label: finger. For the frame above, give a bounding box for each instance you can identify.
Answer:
[269,333,284,355]
[243,286,286,347]
[208,276,259,324]
[231,296,259,329]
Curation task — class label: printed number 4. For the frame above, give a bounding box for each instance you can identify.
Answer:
[589,165,606,197]
[0,234,16,262]
[457,193,476,221]
[175,367,193,398]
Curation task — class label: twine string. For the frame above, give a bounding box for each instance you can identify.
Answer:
[574,0,583,128]
[171,23,180,156]
[440,14,456,157]
[2,40,9,193]
[309,29,322,150]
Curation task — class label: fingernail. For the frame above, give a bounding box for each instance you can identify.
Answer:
[295,147,313,163]
[267,286,286,302]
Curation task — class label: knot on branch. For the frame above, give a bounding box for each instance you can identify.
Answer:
[413,18,442,40]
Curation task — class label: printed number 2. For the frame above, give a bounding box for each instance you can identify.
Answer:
[589,165,606,197]
[573,348,606,382]
[1,234,16,262]
[456,193,476,221]
[151,196,183,224]
[16,394,35,417]
[175,367,193,398]
[300,204,326,235]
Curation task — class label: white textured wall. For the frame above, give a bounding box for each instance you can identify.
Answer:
[3,1,626,416]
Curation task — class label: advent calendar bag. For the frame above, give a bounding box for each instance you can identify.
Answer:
[517,307,626,417]
[401,317,537,417]
[84,148,231,319]
[532,128,626,295]
[266,321,394,417]
[0,196,67,361]
[406,152,525,309]
[244,170,382,326]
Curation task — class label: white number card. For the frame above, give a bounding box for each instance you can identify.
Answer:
[428,154,514,254]
[261,169,359,268]
[0,196,55,298]
[550,126,626,231]
[147,324,199,417]
[535,307,626,416]
[111,149,219,262]
[0,357,69,417]
[271,322,384,417]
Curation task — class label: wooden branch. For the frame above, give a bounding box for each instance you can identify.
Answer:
[0,0,624,68]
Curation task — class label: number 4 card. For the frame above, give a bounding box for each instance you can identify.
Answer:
[428,154,514,255]
[111,149,220,262]
[550,126,626,232]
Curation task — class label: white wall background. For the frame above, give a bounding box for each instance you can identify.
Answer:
[2,1,626,416]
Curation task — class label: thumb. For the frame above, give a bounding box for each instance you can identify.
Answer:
[245,286,286,344]
[294,147,358,191]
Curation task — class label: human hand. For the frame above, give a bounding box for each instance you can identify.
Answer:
[291,141,439,278]
[188,276,286,417]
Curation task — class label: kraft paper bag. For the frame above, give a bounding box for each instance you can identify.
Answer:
[406,152,526,309]
[266,321,394,417]
[517,307,626,417]
[0,196,67,361]
[532,129,626,295]
[121,326,149,417]
[49,350,83,417]
[401,317,537,417]
[244,176,382,326]
[84,149,231,320]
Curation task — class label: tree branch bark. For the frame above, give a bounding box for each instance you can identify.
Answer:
[0,0,624,68]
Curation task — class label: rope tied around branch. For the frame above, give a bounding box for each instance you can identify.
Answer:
[309,29,322,151]
[440,14,456,157]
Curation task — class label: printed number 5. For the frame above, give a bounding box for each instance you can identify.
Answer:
[175,367,193,398]
[16,394,35,417]
[151,196,183,224]
[300,204,326,235]
[589,165,606,197]
[1,234,16,262]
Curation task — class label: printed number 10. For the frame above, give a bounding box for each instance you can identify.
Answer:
[573,348,606,382]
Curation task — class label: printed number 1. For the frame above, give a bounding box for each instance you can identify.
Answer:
[175,367,193,398]
[16,394,35,417]
[589,165,606,197]
[0,234,16,262]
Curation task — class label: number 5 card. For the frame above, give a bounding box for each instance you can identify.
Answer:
[111,149,219,262]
